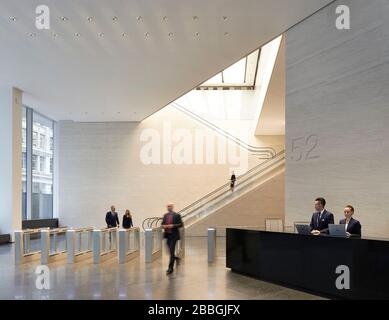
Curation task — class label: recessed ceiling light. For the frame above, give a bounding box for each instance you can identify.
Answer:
[162,16,168,21]
[121,32,127,37]
[60,16,68,22]
[195,32,200,37]
[192,16,199,21]
[168,32,173,37]
[86,16,93,22]
[136,16,143,21]
[112,16,118,22]
[223,16,228,21]
[75,32,81,37]
[10,16,17,22]
[98,32,104,37]
[145,32,150,37]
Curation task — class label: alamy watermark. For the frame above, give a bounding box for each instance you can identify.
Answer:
[35,265,50,290]
[35,5,50,30]
[335,265,350,290]
[139,121,249,173]
[336,5,350,30]
[32,4,350,32]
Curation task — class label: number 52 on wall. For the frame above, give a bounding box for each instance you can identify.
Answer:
[288,134,319,161]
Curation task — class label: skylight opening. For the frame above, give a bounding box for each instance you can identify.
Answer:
[198,49,259,89]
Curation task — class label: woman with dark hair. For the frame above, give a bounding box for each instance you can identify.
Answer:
[340,205,362,237]
[122,209,134,229]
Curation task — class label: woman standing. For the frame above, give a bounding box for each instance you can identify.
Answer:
[122,209,134,229]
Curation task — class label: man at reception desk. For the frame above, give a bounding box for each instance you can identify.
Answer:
[310,197,334,235]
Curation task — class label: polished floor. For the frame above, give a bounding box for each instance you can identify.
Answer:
[0,237,323,300]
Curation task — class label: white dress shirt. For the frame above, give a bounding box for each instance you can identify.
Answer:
[317,209,325,227]
[345,219,351,231]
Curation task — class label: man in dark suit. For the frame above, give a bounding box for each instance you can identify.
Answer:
[161,202,183,275]
[105,205,120,228]
[310,197,334,235]
[105,205,120,249]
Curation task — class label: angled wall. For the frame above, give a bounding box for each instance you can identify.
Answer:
[255,35,285,135]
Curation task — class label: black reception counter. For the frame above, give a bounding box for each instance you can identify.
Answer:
[226,228,389,299]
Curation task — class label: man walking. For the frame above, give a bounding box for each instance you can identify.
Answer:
[161,202,183,275]
[105,205,120,228]
[105,205,119,249]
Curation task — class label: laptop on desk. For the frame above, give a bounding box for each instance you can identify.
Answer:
[329,224,347,237]
[295,224,312,235]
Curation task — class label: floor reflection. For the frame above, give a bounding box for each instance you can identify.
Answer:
[0,237,322,300]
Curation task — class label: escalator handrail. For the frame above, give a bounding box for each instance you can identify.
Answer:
[141,150,285,230]
[179,150,285,219]
[173,102,277,157]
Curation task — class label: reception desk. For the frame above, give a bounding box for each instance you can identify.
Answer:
[226,228,389,299]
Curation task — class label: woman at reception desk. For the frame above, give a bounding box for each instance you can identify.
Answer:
[339,205,362,237]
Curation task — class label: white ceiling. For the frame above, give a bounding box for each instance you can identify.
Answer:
[0,0,333,122]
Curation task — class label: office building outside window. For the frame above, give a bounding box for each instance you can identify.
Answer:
[21,107,27,220]
[33,131,38,147]
[39,133,45,149]
[22,106,55,220]
[32,155,37,172]
[32,112,54,219]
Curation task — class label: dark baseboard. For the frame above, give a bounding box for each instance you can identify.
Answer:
[0,234,11,245]
[0,219,59,245]
[22,218,59,229]
[22,219,60,239]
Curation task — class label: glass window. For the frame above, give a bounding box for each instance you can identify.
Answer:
[22,128,26,146]
[22,106,55,221]
[40,156,45,172]
[21,107,27,220]
[32,155,38,172]
[223,57,246,83]
[50,158,53,174]
[22,154,27,170]
[39,134,45,149]
[32,112,54,219]
[199,49,259,88]
[33,131,38,147]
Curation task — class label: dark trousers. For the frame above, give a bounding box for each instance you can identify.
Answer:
[166,234,178,270]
